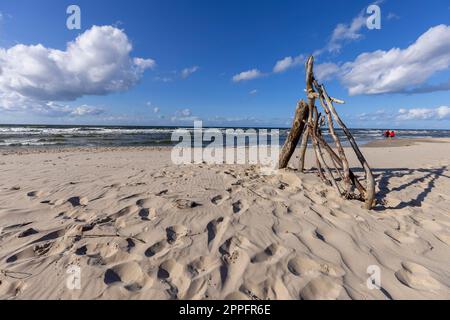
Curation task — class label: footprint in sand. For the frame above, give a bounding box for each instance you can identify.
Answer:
[75,242,119,259]
[395,262,442,291]
[145,240,170,258]
[27,191,45,198]
[174,199,201,209]
[145,225,189,258]
[207,217,230,252]
[136,198,154,208]
[104,261,147,292]
[158,259,183,279]
[67,196,89,207]
[158,259,191,299]
[232,200,248,214]
[166,225,189,244]
[114,205,140,219]
[188,256,220,278]
[18,228,39,238]
[138,208,157,221]
[251,243,287,264]
[211,194,229,206]
[288,255,344,278]
[300,276,343,300]
[7,242,53,263]
[219,235,252,296]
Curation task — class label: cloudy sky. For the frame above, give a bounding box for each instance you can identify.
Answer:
[0,0,449,128]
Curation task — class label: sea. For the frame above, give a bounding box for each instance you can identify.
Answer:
[0,125,449,148]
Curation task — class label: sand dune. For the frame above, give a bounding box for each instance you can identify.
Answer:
[0,139,449,300]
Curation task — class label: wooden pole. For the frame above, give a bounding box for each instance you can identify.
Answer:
[315,83,352,195]
[298,128,309,172]
[318,83,376,209]
[278,100,309,169]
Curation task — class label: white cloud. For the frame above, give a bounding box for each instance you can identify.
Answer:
[397,106,450,120]
[171,108,199,122]
[0,25,155,114]
[249,89,258,95]
[181,66,199,79]
[154,76,173,83]
[314,1,385,56]
[387,12,400,20]
[326,15,367,53]
[322,25,450,95]
[153,107,160,113]
[70,105,105,116]
[175,108,192,117]
[357,109,388,121]
[357,106,450,122]
[273,55,304,73]
[436,106,450,119]
[315,63,340,81]
[0,98,104,117]
[232,69,263,82]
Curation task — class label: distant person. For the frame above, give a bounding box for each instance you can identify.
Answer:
[384,130,390,138]
[389,130,396,138]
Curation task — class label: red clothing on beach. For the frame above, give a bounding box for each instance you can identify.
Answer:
[389,131,396,138]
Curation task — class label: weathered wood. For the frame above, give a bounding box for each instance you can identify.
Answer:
[315,81,352,195]
[316,133,367,197]
[311,106,342,195]
[279,54,376,209]
[319,83,376,209]
[278,100,309,169]
[298,127,309,172]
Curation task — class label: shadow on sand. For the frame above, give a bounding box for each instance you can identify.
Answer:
[371,166,449,211]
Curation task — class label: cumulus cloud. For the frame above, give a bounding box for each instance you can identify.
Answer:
[341,25,450,95]
[397,106,450,120]
[0,25,155,115]
[181,66,199,79]
[273,55,304,73]
[319,25,450,95]
[357,106,450,122]
[326,15,367,53]
[315,63,340,81]
[232,69,263,82]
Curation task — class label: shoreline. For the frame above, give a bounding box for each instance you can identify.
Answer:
[1,137,449,156]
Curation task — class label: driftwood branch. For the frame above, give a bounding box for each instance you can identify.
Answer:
[278,55,376,209]
[298,126,309,172]
[279,100,309,169]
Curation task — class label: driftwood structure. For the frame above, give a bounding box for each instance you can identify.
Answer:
[279,56,376,210]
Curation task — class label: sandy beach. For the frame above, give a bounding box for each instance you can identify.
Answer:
[0,138,449,300]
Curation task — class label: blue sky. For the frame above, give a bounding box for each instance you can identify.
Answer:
[0,0,449,128]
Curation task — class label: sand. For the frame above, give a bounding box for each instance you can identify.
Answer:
[0,138,449,300]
